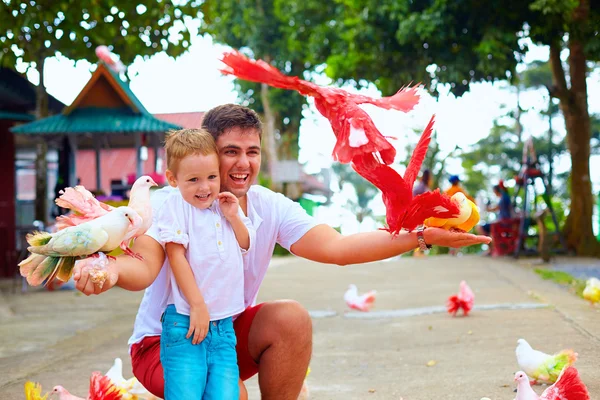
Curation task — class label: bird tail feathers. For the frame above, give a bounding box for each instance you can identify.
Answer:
[19,254,60,287]
[88,371,124,400]
[404,115,435,188]
[26,231,52,247]
[552,366,590,400]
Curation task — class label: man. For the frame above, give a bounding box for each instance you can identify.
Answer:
[73,104,491,400]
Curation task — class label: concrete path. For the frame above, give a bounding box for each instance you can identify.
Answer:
[1,255,599,399]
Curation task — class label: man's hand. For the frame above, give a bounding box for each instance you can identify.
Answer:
[424,227,491,248]
[188,302,210,345]
[218,192,241,221]
[73,256,119,296]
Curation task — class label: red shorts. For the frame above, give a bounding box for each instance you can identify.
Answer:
[131,303,264,398]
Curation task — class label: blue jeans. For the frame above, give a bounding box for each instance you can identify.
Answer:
[160,305,239,400]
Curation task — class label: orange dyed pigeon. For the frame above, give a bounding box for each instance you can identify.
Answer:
[446,280,474,316]
[220,50,420,165]
[344,284,377,312]
[350,117,460,234]
[52,371,123,400]
[55,176,157,259]
[424,192,480,232]
[514,367,589,400]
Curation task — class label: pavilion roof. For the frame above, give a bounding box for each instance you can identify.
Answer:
[11,62,179,135]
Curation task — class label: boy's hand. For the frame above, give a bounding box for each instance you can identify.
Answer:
[187,302,210,345]
[218,192,240,221]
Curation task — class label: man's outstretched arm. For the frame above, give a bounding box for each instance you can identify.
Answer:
[73,235,166,295]
[290,224,491,266]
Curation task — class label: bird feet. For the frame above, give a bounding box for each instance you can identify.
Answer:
[122,247,144,261]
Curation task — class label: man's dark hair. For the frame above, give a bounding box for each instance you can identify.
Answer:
[201,104,262,140]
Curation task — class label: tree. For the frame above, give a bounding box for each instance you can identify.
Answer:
[201,0,316,193]
[0,0,200,223]
[278,0,600,255]
[332,163,378,225]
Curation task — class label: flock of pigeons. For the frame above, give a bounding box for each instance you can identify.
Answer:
[345,281,591,400]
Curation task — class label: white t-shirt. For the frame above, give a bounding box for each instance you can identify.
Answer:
[128,185,317,348]
[156,191,253,320]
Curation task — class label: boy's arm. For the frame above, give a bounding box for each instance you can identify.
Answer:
[165,242,205,308]
[229,214,250,251]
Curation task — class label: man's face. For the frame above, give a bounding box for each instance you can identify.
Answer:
[215,127,261,198]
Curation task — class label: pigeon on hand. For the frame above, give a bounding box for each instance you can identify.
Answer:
[446,280,474,317]
[515,338,578,385]
[344,284,377,312]
[514,367,589,400]
[19,207,142,287]
[425,192,480,232]
[582,277,600,305]
[55,176,157,259]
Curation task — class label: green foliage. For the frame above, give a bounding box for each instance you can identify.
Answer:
[332,163,379,223]
[200,0,311,161]
[0,1,201,68]
[534,268,586,297]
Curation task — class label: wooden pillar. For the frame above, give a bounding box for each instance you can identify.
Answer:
[67,135,77,187]
[94,137,102,192]
[134,131,142,178]
[153,133,160,173]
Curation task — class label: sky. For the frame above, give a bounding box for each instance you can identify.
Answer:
[16,33,600,233]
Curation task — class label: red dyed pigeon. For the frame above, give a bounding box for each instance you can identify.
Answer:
[95,45,126,74]
[514,366,589,400]
[220,50,420,165]
[344,284,377,312]
[52,371,123,400]
[350,118,460,234]
[446,280,474,316]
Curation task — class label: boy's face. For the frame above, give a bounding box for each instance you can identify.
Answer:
[215,127,261,199]
[166,152,220,209]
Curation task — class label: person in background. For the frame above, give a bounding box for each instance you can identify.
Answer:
[445,175,474,202]
[412,169,431,196]
[477,181,514,255]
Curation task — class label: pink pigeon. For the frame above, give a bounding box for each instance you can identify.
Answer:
[52,371,123,400]
[514,367,589,400]
[344,284,377,312]
[446,280,474,316]
[55,176,157,259]
[95,45,126,73]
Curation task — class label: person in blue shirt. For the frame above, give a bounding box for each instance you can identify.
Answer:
[477,181,514,239]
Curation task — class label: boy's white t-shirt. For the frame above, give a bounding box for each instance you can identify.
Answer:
[156,191,254,320]
[128,185,317,349]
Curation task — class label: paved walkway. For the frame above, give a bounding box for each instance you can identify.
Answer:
[1,255,599,399]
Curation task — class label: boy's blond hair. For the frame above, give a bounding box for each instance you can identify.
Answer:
[164,129,218,174]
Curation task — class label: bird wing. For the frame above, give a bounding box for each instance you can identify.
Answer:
[88,372,124,400]
[404,115,435,188]
[348,85,421,113]
[220,50,322,97]
[55,186,113,229]
[38,225,109,257]
[540,366,589,400]
[402,189,460,232]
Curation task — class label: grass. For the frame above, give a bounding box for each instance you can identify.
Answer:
[534,268,587,298]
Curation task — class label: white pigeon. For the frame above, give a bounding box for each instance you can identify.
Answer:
[344,284,377,312]
[515,338,578,385]
[105,357,157,400]
[19,207,142,287]
[514,367,590,400]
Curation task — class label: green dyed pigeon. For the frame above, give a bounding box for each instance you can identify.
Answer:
[515,338,578,385]
[19,206,142,287]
